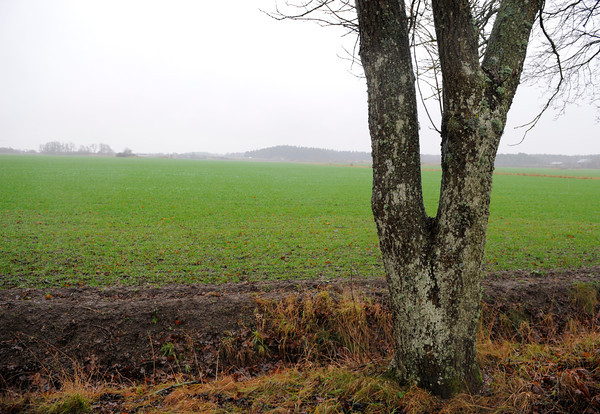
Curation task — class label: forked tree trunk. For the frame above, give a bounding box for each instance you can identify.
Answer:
[355,0,542,397]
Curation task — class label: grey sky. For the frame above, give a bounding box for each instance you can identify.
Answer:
[0,0,597,155]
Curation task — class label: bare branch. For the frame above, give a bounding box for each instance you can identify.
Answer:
[523,0,600,114]
[512,3,565,144]
[267,0,600,136]
[263,0,358,33]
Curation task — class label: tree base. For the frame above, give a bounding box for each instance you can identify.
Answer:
[387,355,483,398]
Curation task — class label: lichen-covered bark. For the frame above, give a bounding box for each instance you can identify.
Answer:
[356,0,542,397]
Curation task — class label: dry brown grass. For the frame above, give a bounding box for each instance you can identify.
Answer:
[2,288,598,413]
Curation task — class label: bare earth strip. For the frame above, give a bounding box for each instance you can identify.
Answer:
[0,267,598,392]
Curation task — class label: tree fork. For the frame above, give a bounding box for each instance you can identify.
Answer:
[356,0,542,397]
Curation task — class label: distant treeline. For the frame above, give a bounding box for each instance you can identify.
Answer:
[2,143,598,168]
[0,141,136,157]
[494,153,600,169]
[241,146,600,169]
[37,141,115,155]
[421,153,600,168]
[0,147,36,155]
[243,145,372,164]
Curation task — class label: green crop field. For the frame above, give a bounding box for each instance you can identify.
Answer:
[1,155,598,288]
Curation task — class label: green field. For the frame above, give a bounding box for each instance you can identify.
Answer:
[1,155,598,288]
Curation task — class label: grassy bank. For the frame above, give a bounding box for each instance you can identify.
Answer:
[2,288,598,413]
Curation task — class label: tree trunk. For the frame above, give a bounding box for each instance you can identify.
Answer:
[356,0,542,397]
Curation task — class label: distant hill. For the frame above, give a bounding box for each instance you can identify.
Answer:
[242,146,372,164]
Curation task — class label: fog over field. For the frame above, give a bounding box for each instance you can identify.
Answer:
[0,0,598,156]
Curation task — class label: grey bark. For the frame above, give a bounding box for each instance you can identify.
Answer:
[355,0,542,397]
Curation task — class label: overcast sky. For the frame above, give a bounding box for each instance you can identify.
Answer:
[0,0,598,155]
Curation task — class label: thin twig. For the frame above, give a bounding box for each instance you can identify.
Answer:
[511,1,565,145]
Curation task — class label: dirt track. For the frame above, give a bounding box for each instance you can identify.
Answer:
[1,267,598,392]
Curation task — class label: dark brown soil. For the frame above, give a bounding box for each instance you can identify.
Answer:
[1,267,598,393]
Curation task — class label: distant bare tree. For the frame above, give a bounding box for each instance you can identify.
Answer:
[98,143,115,155]
[77,145,91,154]
[39,141,75,154]
[116,148,134,158]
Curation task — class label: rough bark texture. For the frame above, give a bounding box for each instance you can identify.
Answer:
[356,0,542,397]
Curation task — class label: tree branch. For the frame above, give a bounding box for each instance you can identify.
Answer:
[512,3,564,144]
[432,0,481,109]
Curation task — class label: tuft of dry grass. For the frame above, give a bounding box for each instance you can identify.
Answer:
[246,289,394,367]
[569,281,599,315]
[1,377,100,414]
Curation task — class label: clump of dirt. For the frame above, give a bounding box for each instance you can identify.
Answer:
[0,267,598,393]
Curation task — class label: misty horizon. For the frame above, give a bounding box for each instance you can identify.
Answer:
[1,1,598,157]
[3,143,599,161]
